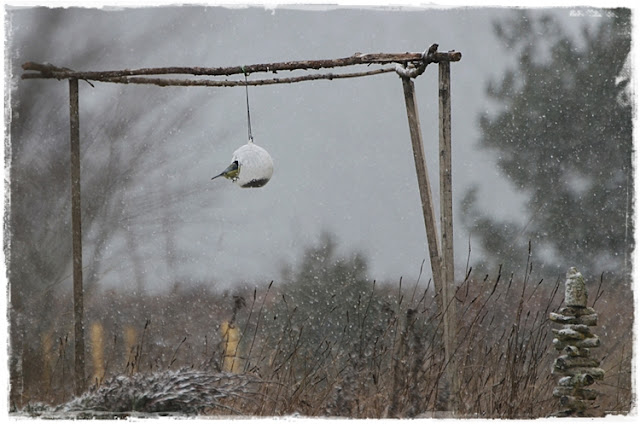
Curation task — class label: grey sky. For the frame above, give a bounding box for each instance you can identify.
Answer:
[5,5,607,292]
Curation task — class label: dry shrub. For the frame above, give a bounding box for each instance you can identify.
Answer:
[10,266,634,418]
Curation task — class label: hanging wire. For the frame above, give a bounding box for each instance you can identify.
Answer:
[243,69,253,143]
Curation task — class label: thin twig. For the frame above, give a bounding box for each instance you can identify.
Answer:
[168,336,187,369]
[591,272,605,308]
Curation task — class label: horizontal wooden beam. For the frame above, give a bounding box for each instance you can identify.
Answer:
[23,67,396,88]
[21,47,462,85]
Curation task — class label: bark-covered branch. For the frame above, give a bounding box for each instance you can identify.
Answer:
[23,67,397,88]
[21,46,461,86]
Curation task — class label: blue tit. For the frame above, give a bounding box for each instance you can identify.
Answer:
[212,141,273,188]
[211,161,239,181]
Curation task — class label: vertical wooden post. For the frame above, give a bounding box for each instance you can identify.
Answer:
[438,60,459,412]
[90,322,105,386]
[401,76,443,299]
[69,78,86,395]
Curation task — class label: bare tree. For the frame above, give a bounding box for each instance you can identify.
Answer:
[6,8,223,403]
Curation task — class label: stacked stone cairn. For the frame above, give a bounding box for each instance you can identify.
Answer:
[549,267,605,417]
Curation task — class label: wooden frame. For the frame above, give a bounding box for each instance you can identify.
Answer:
[21,45,462,408]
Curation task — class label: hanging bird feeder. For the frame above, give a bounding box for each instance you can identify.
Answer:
[212,141,273,188]
[212,71,273,188]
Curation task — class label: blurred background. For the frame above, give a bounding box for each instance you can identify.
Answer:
[4,3,633,412]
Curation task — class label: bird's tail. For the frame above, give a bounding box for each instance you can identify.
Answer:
[212,161,239,181]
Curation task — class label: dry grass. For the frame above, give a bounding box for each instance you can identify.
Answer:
[9,265,634,418]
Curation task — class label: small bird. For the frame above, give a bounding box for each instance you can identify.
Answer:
[212,140,273,188]
[212,161,240,181]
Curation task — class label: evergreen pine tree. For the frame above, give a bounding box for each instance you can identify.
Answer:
[463,9,633,279]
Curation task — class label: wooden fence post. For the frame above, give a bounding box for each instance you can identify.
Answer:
[438,60,459,412]
[401,69,459,414]
[90,322,105,386]
[400,76,443,297]
[221,321,242,373]
[124,325,138,371]
[69,78,86,395]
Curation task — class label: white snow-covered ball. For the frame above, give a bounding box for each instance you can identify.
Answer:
[232,142,274,188]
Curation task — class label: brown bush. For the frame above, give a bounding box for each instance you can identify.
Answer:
[9,267,634,418]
